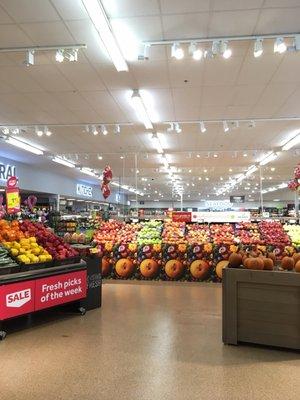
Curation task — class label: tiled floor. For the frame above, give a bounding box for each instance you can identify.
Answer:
[1,281,299,399]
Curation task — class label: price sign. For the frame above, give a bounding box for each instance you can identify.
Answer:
[6,175,20,214]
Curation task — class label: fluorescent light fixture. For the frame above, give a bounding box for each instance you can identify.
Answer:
[200,121,206,133]
[6,137,43,155]
[82,0,128,72]
[282,131,300,150]
[221,41,232,59]
[55,49,64,63]
[254,39,263,57]
[274,37,287,54]
[171,42,184,59]
[131,90,153,129]
[189,42,203,60]
[259,151,278,166]
[101,125,108,135]
[81,167,97,177]
[245,165,258,177]
[223,120,229,132]
[52,157,76,168]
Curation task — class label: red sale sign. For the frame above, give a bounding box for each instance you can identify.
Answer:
[35,270,87,311]
[172,211,192,223]
[0,280,35,319]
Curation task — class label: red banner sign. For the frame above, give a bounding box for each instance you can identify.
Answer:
[6,175,20,214]
[0,270,87,320]
[172,211,192,223]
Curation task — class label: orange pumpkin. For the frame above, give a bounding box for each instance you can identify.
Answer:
[115,258,134,278]
[140,259,159,278]
[165,259,184,279]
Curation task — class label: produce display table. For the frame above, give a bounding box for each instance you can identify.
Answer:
[222,268,300,350]
[0,261,87,340]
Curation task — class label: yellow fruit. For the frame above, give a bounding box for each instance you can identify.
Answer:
[31,248,40,255]
[19,248,26,254]
[39,255,47,262]
[29,237,36,243]
[45,255,52,262]
[10,248,19,257]
[31,256,39,264]
[23,256,31,264]
[30,242,38,248]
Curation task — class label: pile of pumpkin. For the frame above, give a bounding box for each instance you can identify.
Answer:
[216,251,300,278]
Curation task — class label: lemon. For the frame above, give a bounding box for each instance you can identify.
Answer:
[39,255,47,263]
[10,248,19,257]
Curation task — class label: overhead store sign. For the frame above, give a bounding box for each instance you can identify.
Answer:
[205,200,231,210]
[6,176,20,214]
[191,211,251,223]
[0,162,16,182]
[76,183,93,198]
[172,211,192,222]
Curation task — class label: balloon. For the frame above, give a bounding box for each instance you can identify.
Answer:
[101,165,113,199]
[28,195,37,210]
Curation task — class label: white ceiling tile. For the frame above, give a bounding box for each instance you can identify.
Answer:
[250,83,296,117]
[0,0,60,22]
[271,53,300,84]
[201,86,234,106]
[146,88,175,121]
[172,88,201,120]
[160,0,210,14]
[53,92,92,111]
[213,0,264,10]
[263,0,300,7]
[0,25,32,47]
[95,63,136,89]
[112,16,163,41]
[199,106,226,119]
[81,91,128,122]
[0,4,12,23]
[237,55,282,85]
[20,21,74,45]
[274,87,300,117]
[51,0,89,20]
[162,13,209,39]
[131,60,169,88]
[0,66,44,92]
[223,105,252,119]
[232,85,265,106]
[203,57,244,85]
[168,58,204,88]
[102,0,160,18]
[255,8,300,34]
[28,65,75,92]
[209,10,260,36]
[57,63,106,91]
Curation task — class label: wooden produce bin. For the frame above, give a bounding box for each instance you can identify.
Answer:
[222,268,300,350]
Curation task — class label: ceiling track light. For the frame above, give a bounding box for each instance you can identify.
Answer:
[55,49,64,63]
[114,124,121,134]
[44,126,52,136]
[82,0,128,72]
[35,126,43,137]
[131,89,153,129]
[220,41,232,59]
[101,125,108,135]
[171,42,184,60]
[189,42,203,60]
[174,122,182,133]
[223,120,229,133]
[254,38,263,57]
[24,50,34,66]
[200,121,206,133]
[1,127,9,135]
[92,125,99,135]
[274,37,287,54]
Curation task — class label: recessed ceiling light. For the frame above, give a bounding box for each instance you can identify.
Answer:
[204,169,208,173]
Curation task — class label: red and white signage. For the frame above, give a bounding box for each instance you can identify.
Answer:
[0,280,35,319]
[0,270,87,320]
[35,270,87,311]
[172,211,192,223]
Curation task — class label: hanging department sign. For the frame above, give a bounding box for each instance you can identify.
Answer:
[0,161,16,183]
[76,183,93,198]
[6,176,20,214]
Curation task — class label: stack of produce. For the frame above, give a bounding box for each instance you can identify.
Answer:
[64,231,94,244]
[93,220,123,244]
[20,220,78,261]
[115,223,141,243]
[283,224,300,247]
[259,221,290,246]
[3,237,52,264]
[0,244,18,270]
[186,224,210,244]
[137,221,162,245]
[234,222,263,245]
[210,224,235,245]
[0,219,27,242]
[162,220,186,243]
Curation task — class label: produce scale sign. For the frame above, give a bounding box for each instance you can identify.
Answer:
[5,176,20,214]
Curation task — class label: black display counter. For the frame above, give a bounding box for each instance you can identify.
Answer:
[0,258,101,340]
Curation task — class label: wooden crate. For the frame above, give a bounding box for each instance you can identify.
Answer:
[222,268,300,350]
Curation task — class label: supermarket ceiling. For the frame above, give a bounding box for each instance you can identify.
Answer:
[0,0,300,202]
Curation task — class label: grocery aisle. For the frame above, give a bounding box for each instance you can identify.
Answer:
[1,282,299,400]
